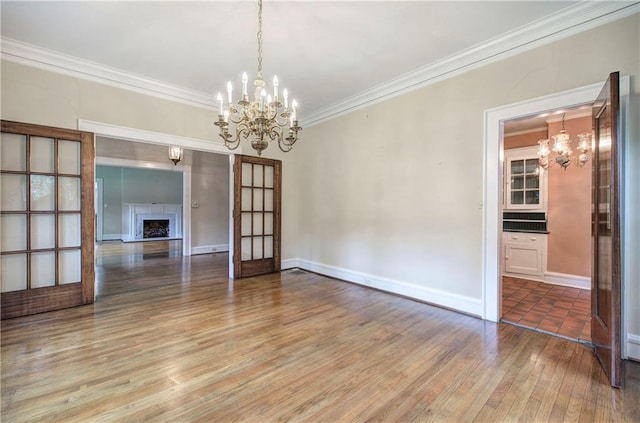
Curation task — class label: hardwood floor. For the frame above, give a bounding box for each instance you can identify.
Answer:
[2,242,639,422]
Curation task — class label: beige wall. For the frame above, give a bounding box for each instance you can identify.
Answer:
[296,14,639,339]
[546,116,592,277]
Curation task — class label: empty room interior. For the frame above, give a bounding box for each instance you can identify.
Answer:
[1,1,639,421]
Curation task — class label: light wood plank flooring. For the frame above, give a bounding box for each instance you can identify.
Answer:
[2,241,639,422]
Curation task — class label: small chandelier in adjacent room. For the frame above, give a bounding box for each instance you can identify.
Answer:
[168,146,183,165]
[214,0,302,156]
[537,113,591,170]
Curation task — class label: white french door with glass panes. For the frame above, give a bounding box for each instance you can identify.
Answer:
[1,121,94,319]
[505,146,546,210]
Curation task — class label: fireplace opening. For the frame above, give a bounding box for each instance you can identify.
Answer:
[143,219,170,238]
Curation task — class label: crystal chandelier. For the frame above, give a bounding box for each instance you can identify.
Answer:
[537,113,591,170]
[214,0,302,156]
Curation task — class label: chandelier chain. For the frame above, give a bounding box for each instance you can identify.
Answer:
[214,0,302,156]
[257,0,263,79]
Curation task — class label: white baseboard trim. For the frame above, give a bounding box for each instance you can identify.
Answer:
[544,272,591,290]
[502,271,590,290]
[101,233,123,241]
[628,333,640,361]
[191,244,229,255]
[281,258,299,270]
[289,258,482,317]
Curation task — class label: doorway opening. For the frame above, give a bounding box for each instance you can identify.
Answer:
[500,106,593,342]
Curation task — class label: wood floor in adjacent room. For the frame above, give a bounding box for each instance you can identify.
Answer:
[1,241,639,422]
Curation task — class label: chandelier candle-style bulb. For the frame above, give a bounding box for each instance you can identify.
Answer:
[227,81,233,104]
[217,93,223,115]
[242,73,248,97]
[283,89,288,108]
[273,76,278,100]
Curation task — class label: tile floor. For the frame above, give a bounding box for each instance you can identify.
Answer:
[502,276,591,341]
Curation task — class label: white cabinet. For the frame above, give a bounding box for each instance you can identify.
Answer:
[504,146,546,211]
[503,232,547,277]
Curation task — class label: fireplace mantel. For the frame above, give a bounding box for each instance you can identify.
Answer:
[123,203,183,242]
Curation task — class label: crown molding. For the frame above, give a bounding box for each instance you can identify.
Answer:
[1,2,638,124]
[1,38,216,110]
[304,2,640,127]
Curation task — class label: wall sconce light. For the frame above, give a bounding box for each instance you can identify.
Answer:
[168,146,183,165]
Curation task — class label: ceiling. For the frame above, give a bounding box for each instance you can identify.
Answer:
[0,1,634,124]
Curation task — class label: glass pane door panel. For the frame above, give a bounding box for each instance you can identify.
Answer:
[511,191,524,204]
[253,165,263,187]
[1,133,27,171]
[59,249,81,284]
[265,190,274,212]
[525,176,539,189]
[241,188,252,211]
[31,175,55,211]
[241,237,251,261]
[511,176,524,189]
[252,236,263,260]
[525,191,539,205]
[57,140,80,175]
[1,254,27,292]
[31,252,56,288]
[241,162,252,186]
[264,166,274,188]
[253,189,263,211]
[58,177,80,210]
[1,214,27,251]
[264,236,273,259]
[31,214,56,249]
[1,174,26,211]
[241,213,252,236]
[30,137,55,173]
[525,159,538,173]
[59,214,81,247]
[253,213,263,235]
[511,160,524,175]
[264,213,273,235]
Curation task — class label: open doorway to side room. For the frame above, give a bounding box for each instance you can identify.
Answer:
[500,106,592,342]
[93,136,231,299]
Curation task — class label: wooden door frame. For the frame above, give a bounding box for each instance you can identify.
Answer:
[233,154,282,279]
[591,72,621,386]
[1,120,95,318]
[482,77,634,358]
